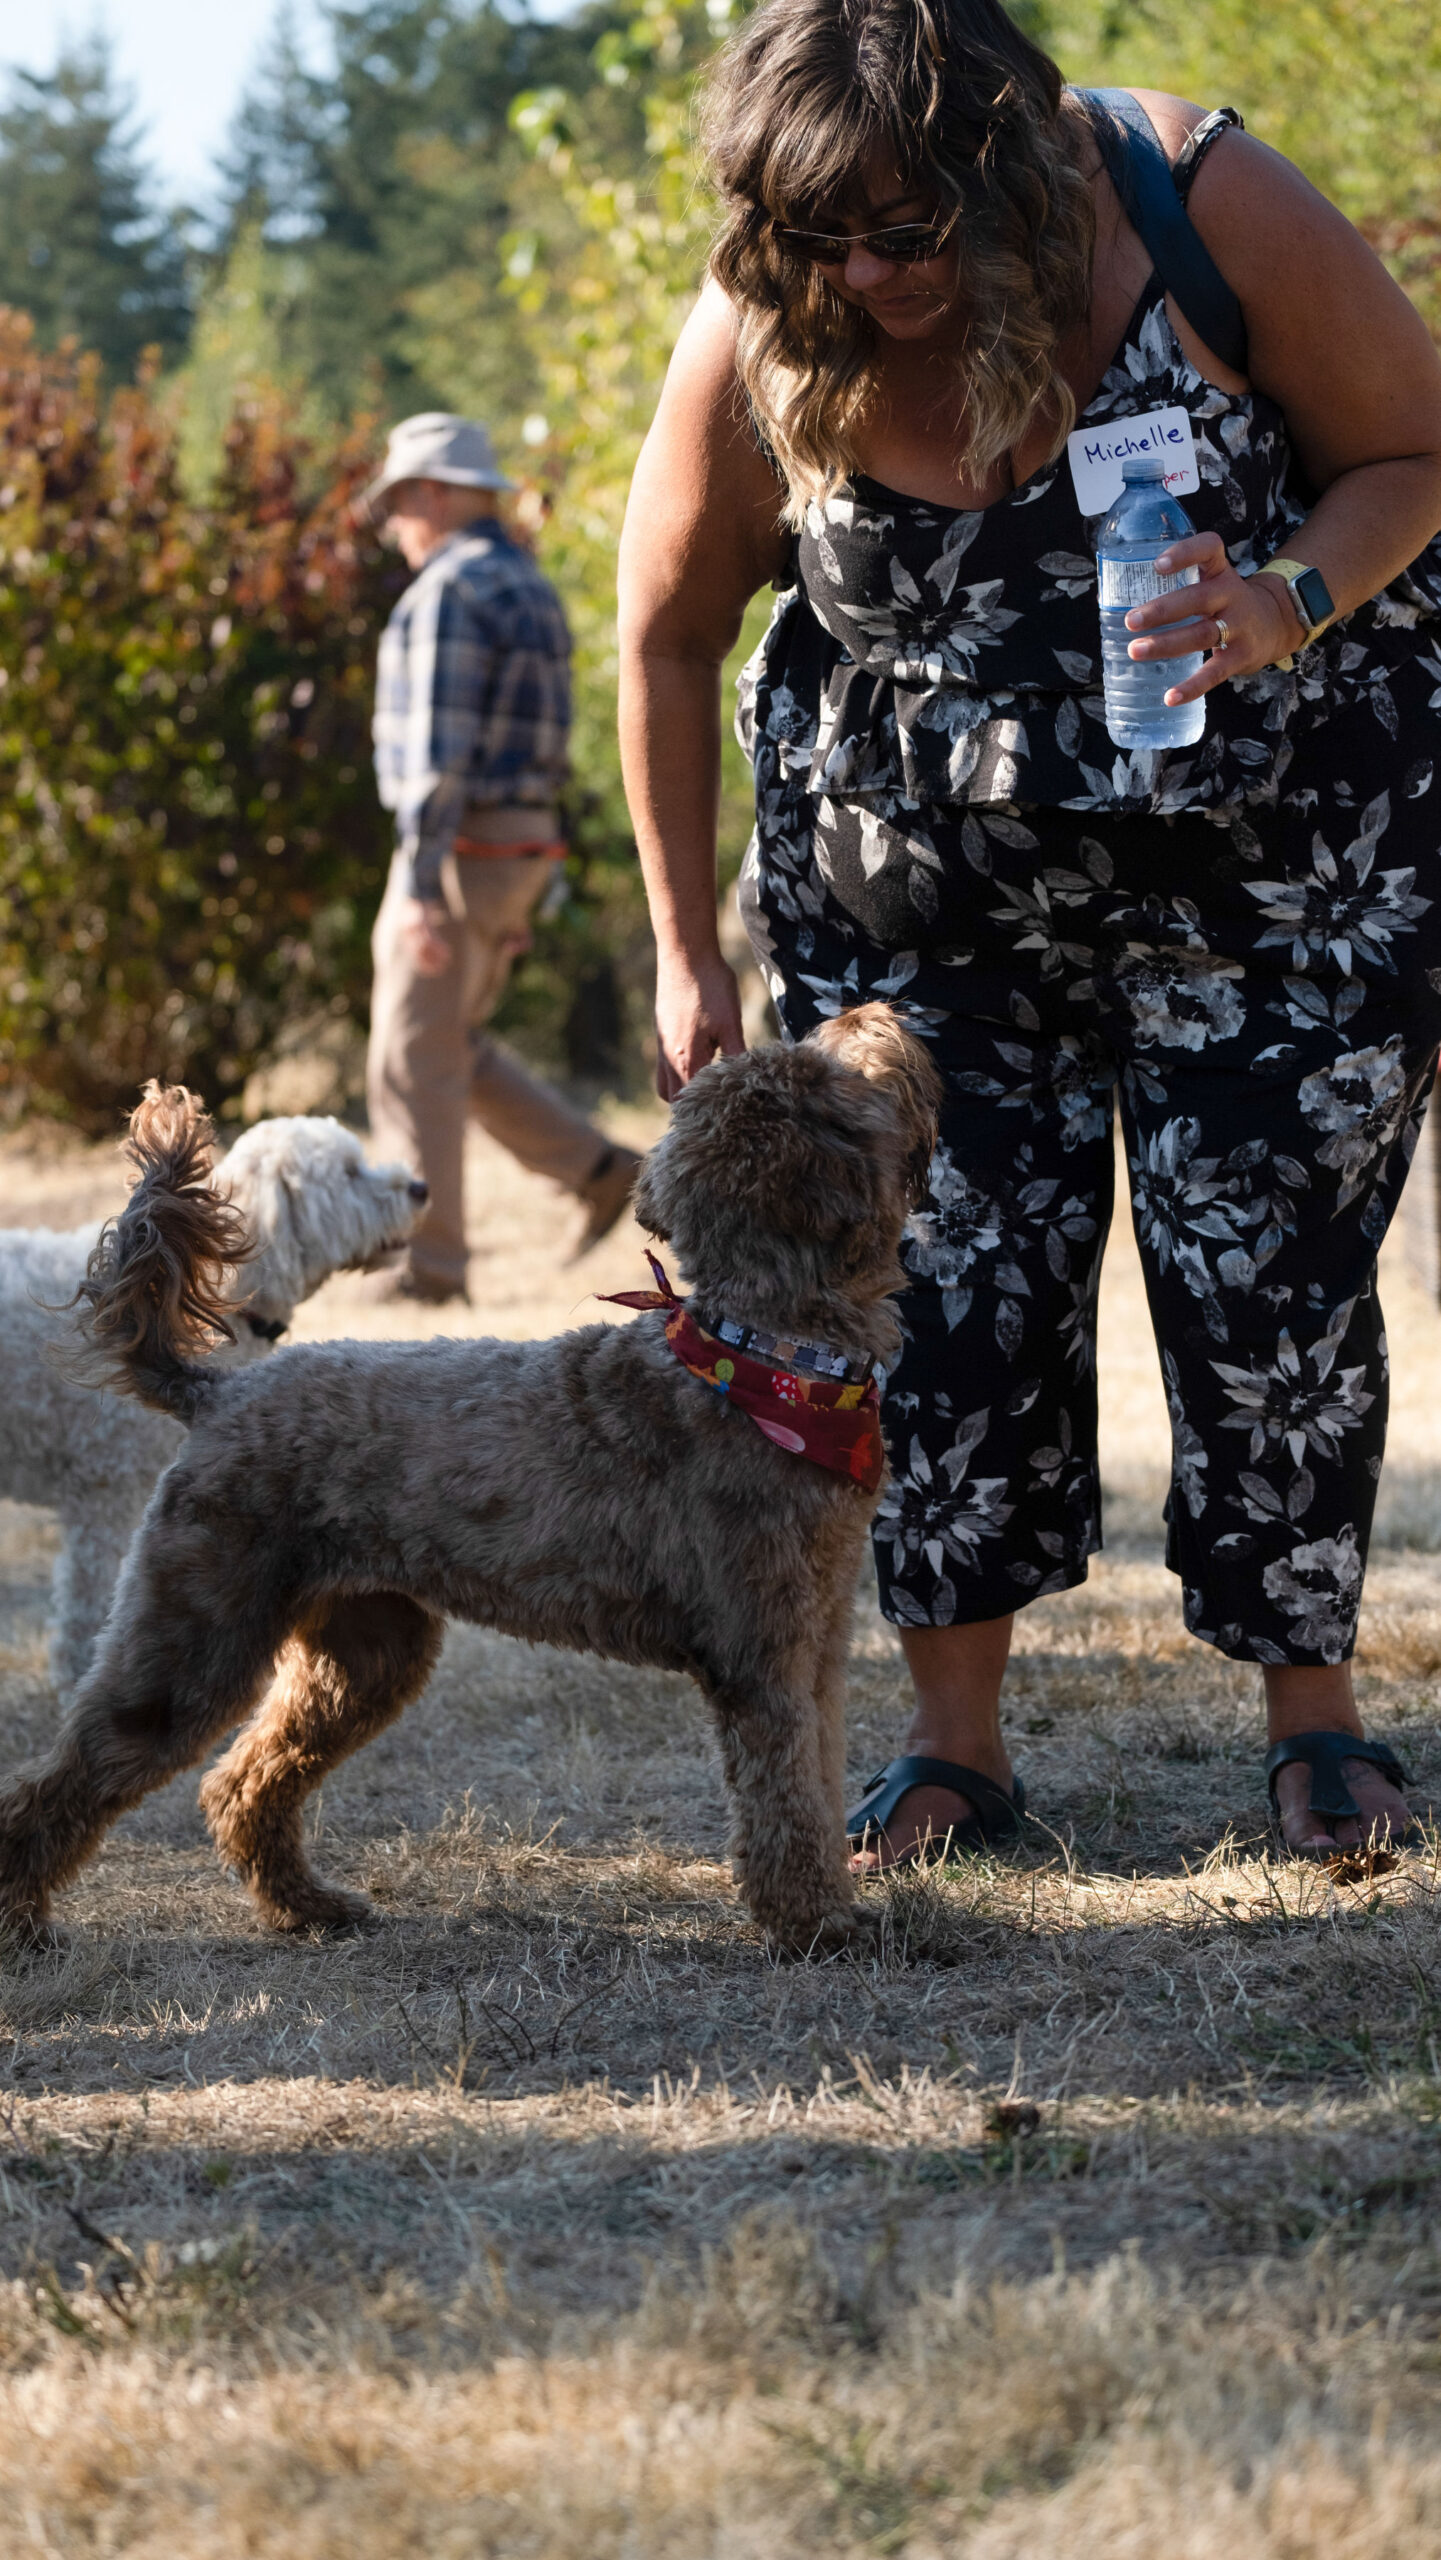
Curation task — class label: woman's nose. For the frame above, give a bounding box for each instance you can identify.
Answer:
[844,244,897,291]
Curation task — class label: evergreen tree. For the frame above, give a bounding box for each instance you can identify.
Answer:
[210,0,634,425]
[0,36,190,377]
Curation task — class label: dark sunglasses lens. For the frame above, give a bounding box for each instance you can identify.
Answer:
[778,232,844,265]
[885,225,947,262]
[779,224,947,267]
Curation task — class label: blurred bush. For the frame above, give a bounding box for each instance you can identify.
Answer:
[3,0,1438,1125]
[0,312,403,1131]
[481,0,769,1088]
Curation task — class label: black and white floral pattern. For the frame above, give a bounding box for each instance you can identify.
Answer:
[736,279,1441,1664]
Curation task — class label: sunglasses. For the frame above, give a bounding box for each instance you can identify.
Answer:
[773,212,957,270]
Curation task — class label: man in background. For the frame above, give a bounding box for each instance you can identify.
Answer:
[365,412,640,1303]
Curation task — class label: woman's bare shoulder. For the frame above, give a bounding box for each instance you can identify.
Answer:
[624,276,789,604]
[650,278,782,512]
[1124,90,1343,278]
[665,277,744,399]
[1124,89,1211,165]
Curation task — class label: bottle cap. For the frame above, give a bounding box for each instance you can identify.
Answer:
[1120,456,1168,483]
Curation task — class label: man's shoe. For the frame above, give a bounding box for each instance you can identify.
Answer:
[568,1144,643,1261]
[355,1262,468,1308]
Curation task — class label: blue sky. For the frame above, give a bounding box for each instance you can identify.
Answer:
[0,0,324,207]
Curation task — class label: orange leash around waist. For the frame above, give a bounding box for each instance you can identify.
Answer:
[452,835,567,860]
[599,1252,886,1495]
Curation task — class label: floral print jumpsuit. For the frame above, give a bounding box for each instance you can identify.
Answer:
[736,257,1441,1667]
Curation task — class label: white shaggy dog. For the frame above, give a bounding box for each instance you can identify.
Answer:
[0,1109,426,1692]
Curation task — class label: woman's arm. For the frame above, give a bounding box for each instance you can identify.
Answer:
[1121,100,1441,695]
[619,281,791,1095]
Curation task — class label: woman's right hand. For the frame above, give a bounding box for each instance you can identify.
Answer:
[654,947,746,1099]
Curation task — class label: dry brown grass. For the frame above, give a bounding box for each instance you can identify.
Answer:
[3,1112,1441,2554]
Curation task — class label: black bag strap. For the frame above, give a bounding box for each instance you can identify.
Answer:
[1078,86,1249,377]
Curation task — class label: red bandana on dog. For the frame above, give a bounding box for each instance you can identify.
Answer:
[600,1253,885,1495]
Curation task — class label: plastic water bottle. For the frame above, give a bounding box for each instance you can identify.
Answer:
[1097,457,1206,750]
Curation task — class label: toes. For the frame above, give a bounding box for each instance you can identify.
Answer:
[1273,1758,1419,1861]
[850,1785,979,1871]
[1282,1817,1338,1857]
[1341,1767,1414,1846]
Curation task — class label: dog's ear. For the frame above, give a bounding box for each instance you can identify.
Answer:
[632,1148,674,1244]
[213,1134,305,1319]
[807,1004,942,1203]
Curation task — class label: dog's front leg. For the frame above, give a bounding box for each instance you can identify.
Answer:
[200,1592,443,1931]
[704,1653,855,1952]
[812,1588,858,1840]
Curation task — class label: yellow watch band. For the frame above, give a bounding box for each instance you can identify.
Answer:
[1255,556,1333,654]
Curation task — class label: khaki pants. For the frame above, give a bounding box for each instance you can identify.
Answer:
[367,849,606,1292]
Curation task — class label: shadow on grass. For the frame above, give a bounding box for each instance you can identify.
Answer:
[5,1826,1441,2112]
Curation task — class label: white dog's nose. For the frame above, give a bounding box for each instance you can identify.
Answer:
[408,1179,429,1204]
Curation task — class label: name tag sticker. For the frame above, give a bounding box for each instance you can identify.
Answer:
[1066,407,1199,516]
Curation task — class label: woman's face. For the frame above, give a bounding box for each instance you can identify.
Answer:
[804,162,963,341]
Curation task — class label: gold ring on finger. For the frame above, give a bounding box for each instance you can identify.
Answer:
[1213,614,1231,651]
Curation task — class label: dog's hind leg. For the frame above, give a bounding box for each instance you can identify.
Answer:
[703,1647,855,1952]
[199,1593,443,1932]
[0,1583,298,1938]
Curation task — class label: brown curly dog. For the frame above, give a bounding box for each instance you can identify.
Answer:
[0,1006,939,1952]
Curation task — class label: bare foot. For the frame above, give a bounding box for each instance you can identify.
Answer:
[849,1779,998,1876]
[1273,1755,1414,1859]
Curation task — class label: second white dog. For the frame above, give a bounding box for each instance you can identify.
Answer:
[0,1110,426,1692]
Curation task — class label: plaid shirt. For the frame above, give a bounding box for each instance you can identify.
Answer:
[372,520,571,900]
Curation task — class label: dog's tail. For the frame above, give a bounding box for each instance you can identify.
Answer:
[72,1083,255,1424]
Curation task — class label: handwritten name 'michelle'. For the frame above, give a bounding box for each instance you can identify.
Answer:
[1083,422,1189,467]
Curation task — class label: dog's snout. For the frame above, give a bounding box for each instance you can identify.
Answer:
[408,1179,429,1205]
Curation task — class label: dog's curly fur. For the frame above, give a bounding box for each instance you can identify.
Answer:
[0,1007,940,1951]
[0,1090,425,1692]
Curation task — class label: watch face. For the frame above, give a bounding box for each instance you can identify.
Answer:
[1294,564,1334,628]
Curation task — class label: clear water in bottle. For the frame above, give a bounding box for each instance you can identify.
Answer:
[1097,457,1206,751]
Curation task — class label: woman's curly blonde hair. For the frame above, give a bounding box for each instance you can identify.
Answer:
[702,0,1095,524]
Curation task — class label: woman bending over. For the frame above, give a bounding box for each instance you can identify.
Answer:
[618,0,1441,1861]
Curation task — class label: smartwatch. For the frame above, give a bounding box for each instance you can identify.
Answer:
[1258,555,1336,646]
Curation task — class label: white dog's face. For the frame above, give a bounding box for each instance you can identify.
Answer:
[213,1117,426,1334]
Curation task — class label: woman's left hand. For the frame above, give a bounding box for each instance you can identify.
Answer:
[1123,530,1300,705]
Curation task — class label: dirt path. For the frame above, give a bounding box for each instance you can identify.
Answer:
[2,1111,1440,2554]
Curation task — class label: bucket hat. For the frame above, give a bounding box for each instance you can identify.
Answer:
[364,412,515,514]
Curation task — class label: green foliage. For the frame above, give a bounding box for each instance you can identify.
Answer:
[502,0,721,839]
[462,0,769,1076]
[0,316,402,1131]
[206,0,634,433]
[0,37,190,380]
[4,0,1441,1112]
[1051,0,1441,328]
[174,228,335,498]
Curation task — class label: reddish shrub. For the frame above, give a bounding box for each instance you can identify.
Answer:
[0,312,404,1130]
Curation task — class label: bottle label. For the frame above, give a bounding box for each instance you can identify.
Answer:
[1098,556,1201,609]
[1067,407,1199,515]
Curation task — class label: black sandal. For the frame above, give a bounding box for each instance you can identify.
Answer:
[845,1755,1027,1866]
[1264,1728,1418,1857]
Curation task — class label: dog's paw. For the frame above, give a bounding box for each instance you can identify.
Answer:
[0,1907,64,1961]
[258,1882,376,1936]
[763,1900,864,1959]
